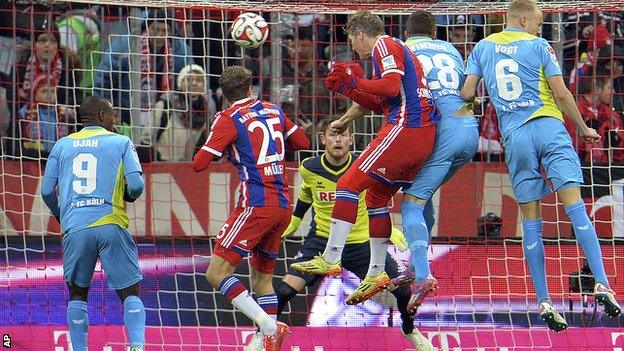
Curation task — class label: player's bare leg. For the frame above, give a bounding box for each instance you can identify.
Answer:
[558,187,621,317]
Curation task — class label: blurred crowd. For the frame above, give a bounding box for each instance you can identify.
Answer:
[0,2,623,165]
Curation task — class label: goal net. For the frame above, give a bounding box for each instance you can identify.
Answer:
[0,0,623,350]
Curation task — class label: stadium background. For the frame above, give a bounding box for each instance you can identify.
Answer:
[0,1,623,350]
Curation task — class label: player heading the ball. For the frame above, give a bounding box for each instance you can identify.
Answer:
[193,66,310,351]
[41,95,146,351]
[292,10,440,305]
[394,10,480,314]
[461,0,621,332]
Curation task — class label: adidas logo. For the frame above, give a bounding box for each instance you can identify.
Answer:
[525,242,538,250]
[576,224,589,230]
[239,239,248,246]
[377,167,386,175]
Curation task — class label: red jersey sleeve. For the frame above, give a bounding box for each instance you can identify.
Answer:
[353,37,402,97]
[203,113,237,156]
[192,113,237,172]
[283,114,311,151]
[374,38,405,78]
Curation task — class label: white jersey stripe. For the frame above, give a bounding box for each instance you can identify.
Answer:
[222,207,253,248]
[359,124,403,173]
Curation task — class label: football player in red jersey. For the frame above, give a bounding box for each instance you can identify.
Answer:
[193,66,310,351]
[292,10,440,305]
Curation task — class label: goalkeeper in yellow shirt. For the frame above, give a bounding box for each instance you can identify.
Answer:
[246,118,433,351]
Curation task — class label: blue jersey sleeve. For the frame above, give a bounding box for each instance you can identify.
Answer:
[537,39,562,78]
[122,138,143,176]
[465,43,483,77]
[41,143,61,217]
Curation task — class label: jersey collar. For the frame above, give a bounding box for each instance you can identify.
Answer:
[231,97,255,107]
[320,153,352,176]
[406,35,430,43]
[504,27,526,33]
[372,35,390,58]
[82,125,106,130]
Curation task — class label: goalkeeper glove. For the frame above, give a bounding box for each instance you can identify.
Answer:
[282,216,302,239]
[123,186,138,203]
[390,226,408,252]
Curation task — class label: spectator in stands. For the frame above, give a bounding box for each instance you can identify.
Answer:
[568,45,624,95]
[597,46,624,113]
[574,74,624,163]
[260,27,330,138]
[56,8,102,103]
[93,8,193,143]
[447,15,476,59]
[18,74,76,158]
[17,20,80,107]
[139,64,215,162]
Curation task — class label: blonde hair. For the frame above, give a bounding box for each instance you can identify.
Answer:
[508,0,540,18]
[345,11,385,37]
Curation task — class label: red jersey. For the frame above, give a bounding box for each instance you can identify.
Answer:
[371,35,440,128]
[200,98,309,208]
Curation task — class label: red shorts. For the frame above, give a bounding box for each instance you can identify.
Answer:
[340,123,436,208]
[356,122,435,184]
[213,206,291,274]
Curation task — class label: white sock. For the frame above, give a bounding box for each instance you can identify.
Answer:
[231,291,277,336]
[322,218,354,264]
[367,238,388,276]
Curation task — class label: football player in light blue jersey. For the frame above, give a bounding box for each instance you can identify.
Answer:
[461,0,621,332]
[41,96,146,351]
[396,11,479,313]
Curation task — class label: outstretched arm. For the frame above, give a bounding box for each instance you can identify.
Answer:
[284,119,311,151]
[330,103,370,134]
[193,114,237,172]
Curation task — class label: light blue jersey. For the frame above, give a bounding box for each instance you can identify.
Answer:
[44,126,142,233]
[466,28,581,203]
[402,36,478,200]
[405,36,467,118]
[465,28,563,140]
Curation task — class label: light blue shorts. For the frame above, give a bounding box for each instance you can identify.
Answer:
[504,117,583,203]
[63,224,142,290]
[403,116,479,199]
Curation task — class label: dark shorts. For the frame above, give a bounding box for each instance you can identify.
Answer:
[287,234,401,287]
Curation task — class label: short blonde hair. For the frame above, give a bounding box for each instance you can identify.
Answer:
[345,11,385,37]
[508,0,540,18]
